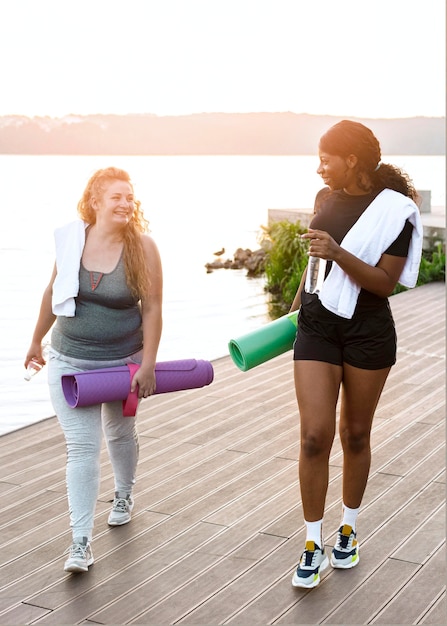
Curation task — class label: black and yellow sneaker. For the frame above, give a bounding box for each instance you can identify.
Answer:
[292,540,329,588]
[330,524,359,569]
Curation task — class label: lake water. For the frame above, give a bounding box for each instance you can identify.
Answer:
[0,154,444,435]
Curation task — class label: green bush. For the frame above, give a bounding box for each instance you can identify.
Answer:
[392,241,445,295]
[260,220,308,315]
[261,221,445,313]
[417,241,445,284]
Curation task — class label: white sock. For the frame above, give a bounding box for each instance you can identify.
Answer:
[305,519,323,547]
[342,504,360,531]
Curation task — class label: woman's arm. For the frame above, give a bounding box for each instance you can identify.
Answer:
[289,266,308,312]
[25,263,57,368]
[131,235,163,397]
[303,229,407,298]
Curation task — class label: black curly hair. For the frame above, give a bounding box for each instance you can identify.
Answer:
[319,120,418,201]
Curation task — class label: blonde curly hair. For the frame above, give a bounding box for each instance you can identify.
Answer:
[77,167,150,300]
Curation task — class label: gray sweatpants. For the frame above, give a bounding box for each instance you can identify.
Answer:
[48,348,141,541]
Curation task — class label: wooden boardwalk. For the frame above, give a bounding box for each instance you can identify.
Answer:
[0,282,445,625]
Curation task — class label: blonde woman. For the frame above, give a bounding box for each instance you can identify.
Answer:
[25,167,163,573]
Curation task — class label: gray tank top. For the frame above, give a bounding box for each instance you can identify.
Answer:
[52,254,143,359]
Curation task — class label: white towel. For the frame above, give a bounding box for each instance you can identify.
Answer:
[318,189,423,319]
[52,219,88,316]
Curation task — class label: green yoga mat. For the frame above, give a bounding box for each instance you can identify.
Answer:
[228,311,298,371]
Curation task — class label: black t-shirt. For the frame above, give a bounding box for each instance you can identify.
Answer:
[304,187,413,316]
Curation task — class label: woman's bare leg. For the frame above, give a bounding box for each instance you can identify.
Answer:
[294,360,343,521]
[339,363,391,508]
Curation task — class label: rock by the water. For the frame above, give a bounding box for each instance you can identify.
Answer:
[205,247,266,276]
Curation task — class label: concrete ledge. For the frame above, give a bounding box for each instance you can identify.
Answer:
[268,204,445,250]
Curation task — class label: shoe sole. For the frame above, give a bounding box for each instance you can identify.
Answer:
[108,515,132,526]
[64,563,88,573]
[108,500,134,526]
[64,558,94,573]
[330,553,359,569]
[291,555,329,588]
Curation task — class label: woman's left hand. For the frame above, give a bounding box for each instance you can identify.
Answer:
[131,365,157,398]
[301,228,339,260]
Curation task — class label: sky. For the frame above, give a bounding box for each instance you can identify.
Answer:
[0,0,445,120]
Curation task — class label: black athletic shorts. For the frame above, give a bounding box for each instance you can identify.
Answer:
[293,295,397,370]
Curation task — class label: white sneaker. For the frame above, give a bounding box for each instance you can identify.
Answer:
[108,493,134,526]
[64,537,94,573]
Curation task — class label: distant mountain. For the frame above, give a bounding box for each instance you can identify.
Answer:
[0,112,444,155]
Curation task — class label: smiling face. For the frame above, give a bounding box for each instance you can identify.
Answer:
[91,179,135,226]
[317,121,381,195]
[316,150,363,194]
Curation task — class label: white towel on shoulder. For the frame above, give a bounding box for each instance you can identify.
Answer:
[318,189,423,319]
[52,219,88,316]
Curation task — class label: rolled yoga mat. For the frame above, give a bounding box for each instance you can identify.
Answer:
[61,359,214,417]
[228,311,298,371]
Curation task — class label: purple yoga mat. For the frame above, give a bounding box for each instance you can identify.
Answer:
[61,359,214,416]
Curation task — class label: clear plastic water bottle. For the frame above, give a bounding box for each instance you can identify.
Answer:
[24,343,49,381]
[305,256,327,294]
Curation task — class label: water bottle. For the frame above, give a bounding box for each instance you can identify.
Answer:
[305,257,327,294]
[24,343,49,381]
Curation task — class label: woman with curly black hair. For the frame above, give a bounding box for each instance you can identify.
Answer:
[290,120,422,588]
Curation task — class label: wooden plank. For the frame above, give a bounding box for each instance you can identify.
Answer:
[0,283,443,626]
[91,533,285,625]
[0,510,169,610]
[371,517,446,624]
[418,590,447,625]
[223,455,444,625]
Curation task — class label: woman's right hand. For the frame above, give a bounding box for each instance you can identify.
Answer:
[24,341,47,370]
